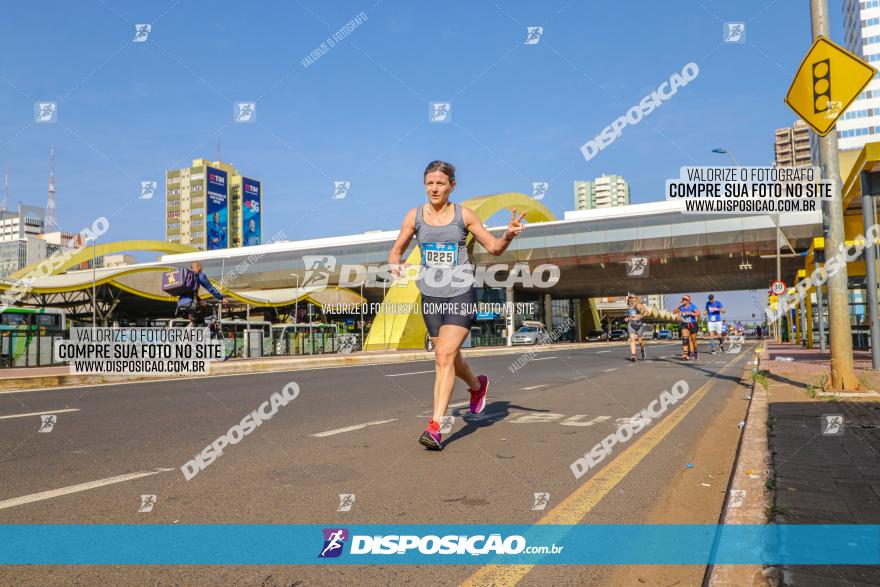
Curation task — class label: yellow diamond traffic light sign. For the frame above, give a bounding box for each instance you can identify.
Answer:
[785,36,877,136]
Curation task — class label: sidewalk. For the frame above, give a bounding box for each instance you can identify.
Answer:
[761,342,880,586]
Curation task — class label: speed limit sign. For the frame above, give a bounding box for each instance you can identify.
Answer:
[770,280,787,296]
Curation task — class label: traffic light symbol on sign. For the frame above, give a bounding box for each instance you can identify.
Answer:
[784,36,877,135]
[812,58,831,114]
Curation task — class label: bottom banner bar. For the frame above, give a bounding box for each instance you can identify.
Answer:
[0,524,877,565]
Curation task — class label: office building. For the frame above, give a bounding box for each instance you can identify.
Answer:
[103,253,135,268]
[573,175,630,210]
[0,204,45,242]
[774,120,812,167]
[839,0,880,150]
[166,159,263,251]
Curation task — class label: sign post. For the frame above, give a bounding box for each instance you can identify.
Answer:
[784,4,868,389]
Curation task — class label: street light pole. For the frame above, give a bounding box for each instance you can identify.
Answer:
[775,214,783,343]
[810,0,859,389]
[712,147,740,167]
[715,147,787,343]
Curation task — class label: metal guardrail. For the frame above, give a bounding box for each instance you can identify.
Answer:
[0,330,67,368]
[0,329,364,368]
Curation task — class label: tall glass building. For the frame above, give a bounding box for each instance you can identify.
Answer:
[839,0,880,150]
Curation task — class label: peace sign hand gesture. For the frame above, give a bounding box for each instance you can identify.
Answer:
[504,208,527,240]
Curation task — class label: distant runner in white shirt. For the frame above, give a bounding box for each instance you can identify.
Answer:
[705,294,726,355]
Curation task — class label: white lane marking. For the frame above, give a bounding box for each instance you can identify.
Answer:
[521,384,548,390]
[385,370,434,377]
[0,408,81,420]
[596,350,611,353]
[602,368,618,372]
[310,419,398,437]
[531,356,557,361]
[0,468,173,511]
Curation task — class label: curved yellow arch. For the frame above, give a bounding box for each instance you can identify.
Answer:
[364,193,557,351]
[9,240,198,280]
[3,263,363,309]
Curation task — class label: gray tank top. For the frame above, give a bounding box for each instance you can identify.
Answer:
[414,203,475,298]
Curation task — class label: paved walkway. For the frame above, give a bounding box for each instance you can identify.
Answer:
[761,342,880,586]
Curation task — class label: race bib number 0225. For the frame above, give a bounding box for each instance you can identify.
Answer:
[422,242,457,269]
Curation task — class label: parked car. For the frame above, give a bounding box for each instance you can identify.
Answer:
[511,321,549,345]
[609,329,627,341]
[586,330,608,341]
[657,329,673,340]
[641,326,655,339]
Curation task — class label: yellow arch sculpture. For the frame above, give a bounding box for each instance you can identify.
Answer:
[5,239,366,309]
[364,193,556,351]
[10,240,198,279]
[2,263,362,309]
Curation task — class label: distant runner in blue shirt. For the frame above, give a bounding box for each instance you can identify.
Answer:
[705,294,726,354]
[673,294,701,360]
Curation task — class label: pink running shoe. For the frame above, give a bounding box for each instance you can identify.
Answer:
[469,375,489,414]
[418,419,442,450]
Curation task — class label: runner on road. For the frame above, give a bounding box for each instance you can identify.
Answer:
[704,294,726,355]
[673,294,700,360]
[388,160,527,450]
[624,294,648,362]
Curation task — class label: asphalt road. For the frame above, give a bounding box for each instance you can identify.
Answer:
[0,341,755,586]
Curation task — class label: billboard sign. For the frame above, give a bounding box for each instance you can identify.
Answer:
[206,167,228,250]
[242,177,261,246]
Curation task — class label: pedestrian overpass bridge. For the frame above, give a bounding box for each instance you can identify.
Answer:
[1,193,821,347]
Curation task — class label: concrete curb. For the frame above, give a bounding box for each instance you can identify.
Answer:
[707,348,776,587]
[0,340,640,392]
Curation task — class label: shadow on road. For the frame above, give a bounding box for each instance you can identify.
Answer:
[442,401,548,447]
[650,352,751,389]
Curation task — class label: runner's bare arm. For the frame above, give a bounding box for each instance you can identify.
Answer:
[462,206,527,255]
[388,208,417,275]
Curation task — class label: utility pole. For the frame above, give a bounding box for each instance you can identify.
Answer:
[810,0,859,389]
[775,214,782,343]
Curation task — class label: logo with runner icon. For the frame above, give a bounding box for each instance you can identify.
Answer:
[532,492,550,511]
[138,494,157,513]
[38,414,57,433]
[318,528,349,558]
[821,414,844,436]
[626,256,649,278]
[337,494,356,512]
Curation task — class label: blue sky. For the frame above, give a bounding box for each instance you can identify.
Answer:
[0,1,843,321]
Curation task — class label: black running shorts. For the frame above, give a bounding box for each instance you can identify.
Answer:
[421,289,477,338]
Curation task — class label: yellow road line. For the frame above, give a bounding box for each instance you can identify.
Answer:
[461,354,744,586]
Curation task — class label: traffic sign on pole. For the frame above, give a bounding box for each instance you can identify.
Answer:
[784,36,876,136]
[770,280,787,296]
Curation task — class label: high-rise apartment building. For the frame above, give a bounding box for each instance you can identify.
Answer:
[774,120,812,167]
[573,175,630,210]
[166,159,263,251]
[839,0,880,150]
